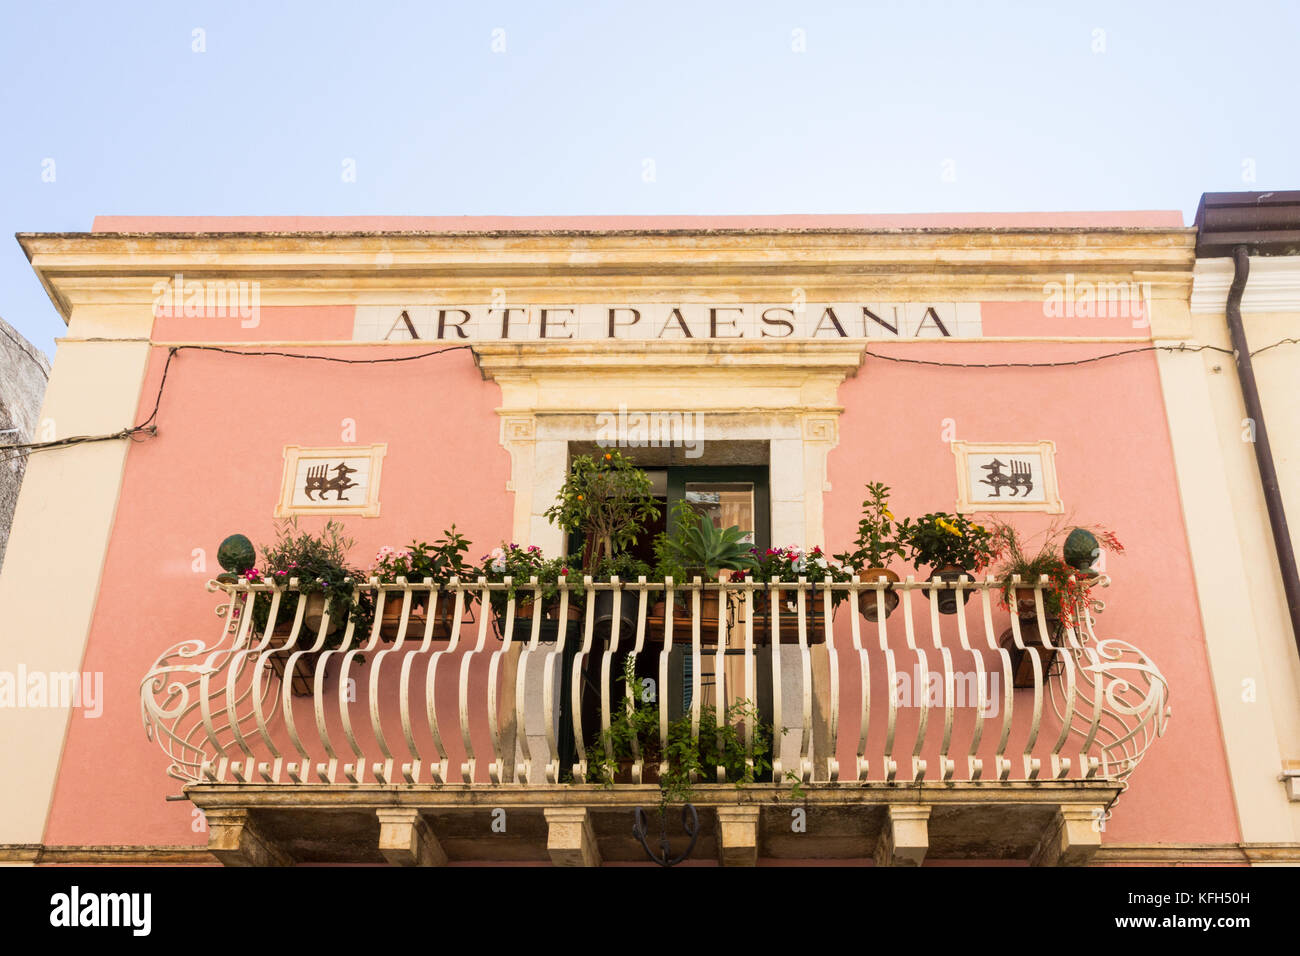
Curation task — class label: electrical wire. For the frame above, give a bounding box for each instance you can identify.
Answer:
[0,337,1292,465]
[0,343,474,466]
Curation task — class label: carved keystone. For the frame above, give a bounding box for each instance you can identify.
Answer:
[1030,806,1103,866]
[377,809,447,867]
[205,808,292,867]
[544,808,600,867]
[874,806,931,867]
[716,806,761,866]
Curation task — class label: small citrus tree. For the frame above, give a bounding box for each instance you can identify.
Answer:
[544,450,660,572]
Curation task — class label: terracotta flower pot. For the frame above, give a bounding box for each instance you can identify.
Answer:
[669,589,726,638]
[272,593,339,639]
[858,567,901,622]
[751,588,832,644]
[379,595,429,640]
[999,617,1065,688]
[927,566,975,615]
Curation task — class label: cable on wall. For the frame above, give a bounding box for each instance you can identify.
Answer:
[0,337,1291,465]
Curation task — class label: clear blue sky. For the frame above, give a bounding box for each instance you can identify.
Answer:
[2,1,1297,357]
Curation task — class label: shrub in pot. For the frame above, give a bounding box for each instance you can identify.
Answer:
[478,544,585,638]
[988,521,1123,687]
[582,656,775,811]
[543,449,660,639]
[245,518,374,695]
[833,481,906,622]
[989,521,1122,630]
[741,545,848,643]
[371,526,474,639]
[543,450,660,572]
[590,551,653,637]
[898,512,995,615]
[651,500,758,637]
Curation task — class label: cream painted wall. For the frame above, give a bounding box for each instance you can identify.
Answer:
[1164,259,1300,842]
[0,309,151,844]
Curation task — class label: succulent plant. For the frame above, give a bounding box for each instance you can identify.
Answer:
[656,501,758,580]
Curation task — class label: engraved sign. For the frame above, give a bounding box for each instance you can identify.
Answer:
[352,302,982,342]
[277,445,387,517]
[952,441,1061,513]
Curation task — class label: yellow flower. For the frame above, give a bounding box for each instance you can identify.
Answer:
[883,509,894,520]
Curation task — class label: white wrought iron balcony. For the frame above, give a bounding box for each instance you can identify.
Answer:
[141,575,1168,866]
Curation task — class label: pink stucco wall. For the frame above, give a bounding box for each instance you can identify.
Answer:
[43,308,511,846]
[41,295,1239,853]
[822,329,1240,845]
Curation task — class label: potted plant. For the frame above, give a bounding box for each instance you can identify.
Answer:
[543,450,660,571]
[589,551,653,636]
[583,656,774,812]
[898,512,995,615]
[371,526,474,639]
[741,546,848,643]
[651,500,758,637]
[988,521,1124,687]
[478,544,585,638]
[543,450,660,633]
[833,481,907,622]
[246,518,375,695]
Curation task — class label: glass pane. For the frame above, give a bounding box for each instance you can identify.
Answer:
[684,482,755,544]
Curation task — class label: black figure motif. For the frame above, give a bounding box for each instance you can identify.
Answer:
[303,462,360,501]
[979,458,1034,498]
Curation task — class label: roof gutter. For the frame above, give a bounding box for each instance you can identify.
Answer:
[1195,191,1300,663]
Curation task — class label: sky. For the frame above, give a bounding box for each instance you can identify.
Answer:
[2,0,1298,358]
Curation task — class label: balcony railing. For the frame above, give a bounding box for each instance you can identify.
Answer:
[142,574,1168,793]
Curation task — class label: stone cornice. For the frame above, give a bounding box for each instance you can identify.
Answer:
[1191,254,1300,314]
[18,228,1196,322]
[472,339,867,378]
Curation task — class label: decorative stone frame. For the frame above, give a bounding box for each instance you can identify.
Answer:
[951,440,1062,514]
[474,341,864,552]
[275,444,387,518]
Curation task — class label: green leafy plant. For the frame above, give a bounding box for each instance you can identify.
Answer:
[653,499,758,582]
[989,521,1123,628]
[898,512,996,572]
[544,451,661,572]
[247,517,374,648]
[477,544,584,619]
[834,481,906,571]
[742,545,852,609]
[584,655,776,813]
[369,526,472,586]
[591,551,652,583]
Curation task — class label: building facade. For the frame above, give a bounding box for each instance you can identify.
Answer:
[0,316,50,573]
[0,210,1289,866]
